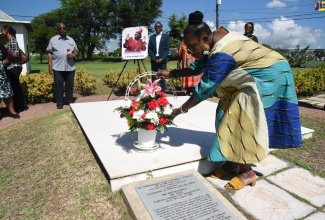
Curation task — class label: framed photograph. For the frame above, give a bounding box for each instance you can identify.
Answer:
[121,26,148,60]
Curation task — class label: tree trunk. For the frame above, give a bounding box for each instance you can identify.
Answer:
[86,43,96,60]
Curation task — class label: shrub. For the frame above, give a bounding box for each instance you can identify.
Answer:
[74,67,98,95]
[294,65,325,96]
[274,45,310,68]
[20,72,54,104]
[102,66,183,93]
[20,68,98,104]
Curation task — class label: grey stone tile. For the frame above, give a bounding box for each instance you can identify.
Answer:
[267,167,325,207]
[305,212,325,220]
[232,179,315,220]
[253,154,291,177]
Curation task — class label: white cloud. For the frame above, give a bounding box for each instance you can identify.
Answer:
[205,20,216,31]
[225,17,322,48]
[267,16,321,48]
[266,0,286,8]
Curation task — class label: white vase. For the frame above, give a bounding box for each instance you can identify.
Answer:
[137,129,157,149]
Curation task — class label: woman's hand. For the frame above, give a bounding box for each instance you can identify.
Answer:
[172,108,181,117]
[156,70,170,79]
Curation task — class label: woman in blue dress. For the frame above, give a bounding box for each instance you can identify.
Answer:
[157,11,302,190]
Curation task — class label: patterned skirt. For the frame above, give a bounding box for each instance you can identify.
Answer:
[0,69,13,99]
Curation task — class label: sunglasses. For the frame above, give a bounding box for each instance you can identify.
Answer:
[155,25,162,28]
[58,27,66,30]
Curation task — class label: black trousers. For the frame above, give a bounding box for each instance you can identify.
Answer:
[53,70,75,106]
[7,67,28,112]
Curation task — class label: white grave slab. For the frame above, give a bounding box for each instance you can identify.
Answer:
[71,96,313,191]
[71,97,220,191]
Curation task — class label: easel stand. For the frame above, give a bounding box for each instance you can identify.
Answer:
[107,59,148,101]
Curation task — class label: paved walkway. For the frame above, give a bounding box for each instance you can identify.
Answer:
[0,93,324,219]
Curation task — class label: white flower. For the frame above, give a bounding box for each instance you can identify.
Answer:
[145,111,159,124]
[133,110,145,122]
[137,90,149,101]
[163,105,172,115]
[122,99,132,109]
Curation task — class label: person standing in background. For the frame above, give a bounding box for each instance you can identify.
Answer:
[0,43,20,119]
[1,25,28,113]
[177,42,203,96]
[244,22,258,43]
[148,22,170,93]
[46,22,79,109]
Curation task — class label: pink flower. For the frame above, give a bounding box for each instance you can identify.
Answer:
[7,50,13,54]
[67,49,70,52]
[141,79,161,97]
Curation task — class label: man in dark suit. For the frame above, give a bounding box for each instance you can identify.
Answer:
[148,21,170,93]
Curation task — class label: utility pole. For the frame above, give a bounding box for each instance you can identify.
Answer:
[216,0,222,29]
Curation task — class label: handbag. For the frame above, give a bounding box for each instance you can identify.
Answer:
[19,49,29,64]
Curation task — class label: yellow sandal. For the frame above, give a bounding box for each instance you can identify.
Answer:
[210,164,240,179]
[211,168,227,178]
[224,171,257,190]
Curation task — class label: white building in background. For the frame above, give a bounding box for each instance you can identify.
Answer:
[0,10,32,75]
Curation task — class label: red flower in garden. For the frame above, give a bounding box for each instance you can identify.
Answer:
[157,97,169,106]
[146,123,156,130]
[159,117,168,125]
[147,100,159,110]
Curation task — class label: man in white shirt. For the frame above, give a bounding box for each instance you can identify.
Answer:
[148,22,170,93]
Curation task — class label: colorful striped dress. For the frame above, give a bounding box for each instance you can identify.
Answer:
[178,42,203,89]
[191,31,302,164]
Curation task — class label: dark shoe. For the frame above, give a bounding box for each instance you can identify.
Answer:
[8,113,20,119]
[57,105,63,109]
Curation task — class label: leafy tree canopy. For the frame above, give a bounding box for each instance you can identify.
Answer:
[167,13,188,49]
[30,0,163,60]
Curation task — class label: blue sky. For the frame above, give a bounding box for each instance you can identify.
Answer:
[2,0,324,51]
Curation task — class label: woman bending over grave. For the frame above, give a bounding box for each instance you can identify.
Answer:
[156,11,302,190]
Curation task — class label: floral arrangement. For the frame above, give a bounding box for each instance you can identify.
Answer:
[115,79,175,133]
